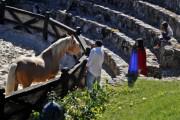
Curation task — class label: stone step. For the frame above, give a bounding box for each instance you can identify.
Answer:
[134,1,180,69]
[62,0,161,48]
[73,0,180,67]
[65,0,180,69]
[84,0,134,13]
[56,10,161,76]
[57,10,134,58]
[141,0,180,15]
[82,0,180,42]
[83,0,180,43]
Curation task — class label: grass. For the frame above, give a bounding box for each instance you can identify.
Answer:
[99,79,180,120]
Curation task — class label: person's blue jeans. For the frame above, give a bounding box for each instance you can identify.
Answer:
[86,71,100,91]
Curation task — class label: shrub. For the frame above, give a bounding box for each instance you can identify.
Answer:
[57,84,108,120]
[31,84,108,120]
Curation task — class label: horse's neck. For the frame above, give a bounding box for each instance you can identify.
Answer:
[39,39,69,70]
[40,48,66,69]
[40,49,58,69]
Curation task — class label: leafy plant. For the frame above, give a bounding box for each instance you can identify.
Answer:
[31,110,40,120]
[30,84,109,120]
[57,83,108,120]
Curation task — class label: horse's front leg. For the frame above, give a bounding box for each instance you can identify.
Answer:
[14,79,18,91]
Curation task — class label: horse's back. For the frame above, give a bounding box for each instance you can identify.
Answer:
[16,56,48,84]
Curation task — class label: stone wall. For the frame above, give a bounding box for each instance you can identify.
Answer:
[56,11,163,76]
[57,1,180,69]
[79,0,180,43]
[57,11,134,59]
[65,0,161,48]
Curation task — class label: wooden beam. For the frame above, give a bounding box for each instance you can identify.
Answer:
[5,5,44,19]
[0,0,6,24]
[0,88,5,120]
[50,23,61,39]
[8,10,32,33]
[14,18,39,30]
[43,11,50,40]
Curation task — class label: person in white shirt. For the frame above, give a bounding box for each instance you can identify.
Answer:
[86,40,104,90]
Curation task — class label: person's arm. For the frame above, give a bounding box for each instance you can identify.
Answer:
[86,49,94,68]
[168,26,173,38]
[101,47,105,63]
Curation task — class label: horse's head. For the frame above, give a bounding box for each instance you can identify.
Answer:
[67,35,81,55]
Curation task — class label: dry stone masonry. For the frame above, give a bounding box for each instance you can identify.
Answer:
[56,0,180,79]
[5,0,180,82]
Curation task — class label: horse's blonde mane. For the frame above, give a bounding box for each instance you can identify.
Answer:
[51,36,72,56]
[40,36,72,57]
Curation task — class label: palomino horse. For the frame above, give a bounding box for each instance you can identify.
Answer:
[6,36,81,95]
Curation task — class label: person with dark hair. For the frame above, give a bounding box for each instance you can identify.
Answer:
[40,101,65,120]
[136,38,147,76]
[85,47,91,57]
[154,21,173,49]
[128,38,147,86]
[86,40,104,90]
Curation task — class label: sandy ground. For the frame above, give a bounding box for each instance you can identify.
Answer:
[0,39,36,88]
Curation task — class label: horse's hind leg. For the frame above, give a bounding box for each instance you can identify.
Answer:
[22,78,32,89]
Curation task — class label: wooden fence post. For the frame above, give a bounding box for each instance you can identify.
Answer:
[0,0,6,24]
[43,11,50,41]
[76,26,81,35]
[0,88,5,120]
[75,27,87,52]
[60,68,70,97]
[76,59,87,88]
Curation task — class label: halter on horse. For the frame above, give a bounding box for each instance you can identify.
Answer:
[6,36,81,96]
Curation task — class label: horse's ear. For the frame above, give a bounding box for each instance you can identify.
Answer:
[70,35,75,44]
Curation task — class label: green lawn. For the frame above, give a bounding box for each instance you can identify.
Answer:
[99,80,180,120]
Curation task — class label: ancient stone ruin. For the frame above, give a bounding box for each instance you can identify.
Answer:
[7,0,180,82]
[0,0,180,119]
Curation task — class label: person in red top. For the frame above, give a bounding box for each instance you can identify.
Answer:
[137,38,147,76]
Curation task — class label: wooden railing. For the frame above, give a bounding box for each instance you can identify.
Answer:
[1,56,87,120]
[0,0,89,119]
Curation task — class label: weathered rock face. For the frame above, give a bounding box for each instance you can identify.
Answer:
[160,46,175,68]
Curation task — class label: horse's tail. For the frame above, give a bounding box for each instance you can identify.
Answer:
[6,63,17,96]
